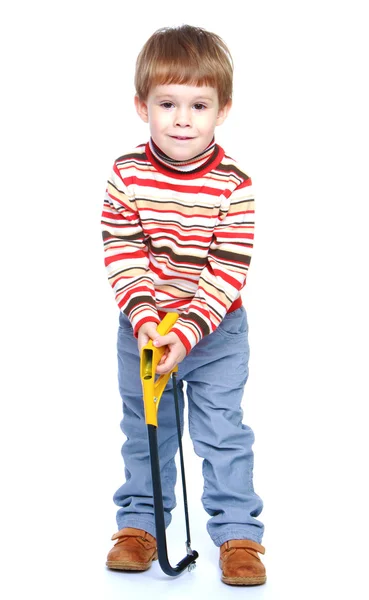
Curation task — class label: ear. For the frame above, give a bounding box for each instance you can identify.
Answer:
[134,95,149,123]
[216,99,232,126]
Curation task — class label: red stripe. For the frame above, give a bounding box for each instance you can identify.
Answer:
[104,251,146,266]
[133,316,160,337]
[123,176,223,196]
[117,163,245,187]
[217,232,254,240]
[102,210,128,221]
[228,297,242,312]
[158,296,242,324]
[211,268,243,288]
[149,229,212,243]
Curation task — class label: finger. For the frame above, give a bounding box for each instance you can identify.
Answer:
[156,359,176,374]
[138,335,149,353]
[155,348,173,371]
[156,349,180,374]
[158,350,169,365]
[153,333,172,348]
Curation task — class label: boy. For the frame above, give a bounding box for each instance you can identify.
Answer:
[102,25,265,586]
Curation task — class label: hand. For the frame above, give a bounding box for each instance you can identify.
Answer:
[137,322,160,354]
[153,332,187,374]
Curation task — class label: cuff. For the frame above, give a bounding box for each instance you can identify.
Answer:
[171,321,202,354]
[130,307,160,337]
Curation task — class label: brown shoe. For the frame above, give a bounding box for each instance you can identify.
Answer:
[220,539,266,586]
[106,527,158,571]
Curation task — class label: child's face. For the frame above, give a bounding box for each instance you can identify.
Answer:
[135,84,231,161]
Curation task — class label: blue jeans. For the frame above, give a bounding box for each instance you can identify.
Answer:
[114,307,264,546]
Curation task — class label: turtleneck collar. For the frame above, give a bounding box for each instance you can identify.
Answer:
[148,137,217,173]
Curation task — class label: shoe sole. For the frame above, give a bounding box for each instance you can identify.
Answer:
[222,574,267,586]
[106,553,158,572]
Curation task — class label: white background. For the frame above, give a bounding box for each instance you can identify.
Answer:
[1,1,368,598]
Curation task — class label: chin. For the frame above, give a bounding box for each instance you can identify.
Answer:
[166,143,204,162]
[169,149,192,160]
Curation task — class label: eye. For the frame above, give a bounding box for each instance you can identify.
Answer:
[193,103,206,110]
[160,101,174,109]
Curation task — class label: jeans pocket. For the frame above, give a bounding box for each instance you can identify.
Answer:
[216,307,248,339]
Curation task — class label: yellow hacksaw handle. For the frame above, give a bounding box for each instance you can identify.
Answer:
[140,312,179,427]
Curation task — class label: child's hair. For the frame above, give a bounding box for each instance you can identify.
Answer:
[134,25,233,108]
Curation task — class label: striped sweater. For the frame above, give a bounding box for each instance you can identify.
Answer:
[102,141,255,353]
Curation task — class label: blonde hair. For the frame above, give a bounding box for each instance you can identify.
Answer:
[134,25,233,108]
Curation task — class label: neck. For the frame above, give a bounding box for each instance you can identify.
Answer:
[149,138,216,173]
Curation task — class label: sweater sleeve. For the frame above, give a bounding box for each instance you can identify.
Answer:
[171,178,255,352]
[101,163,160,335]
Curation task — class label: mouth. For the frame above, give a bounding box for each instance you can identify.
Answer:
[170,136,194,141]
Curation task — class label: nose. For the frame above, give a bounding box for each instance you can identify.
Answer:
[175,106,191,127]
